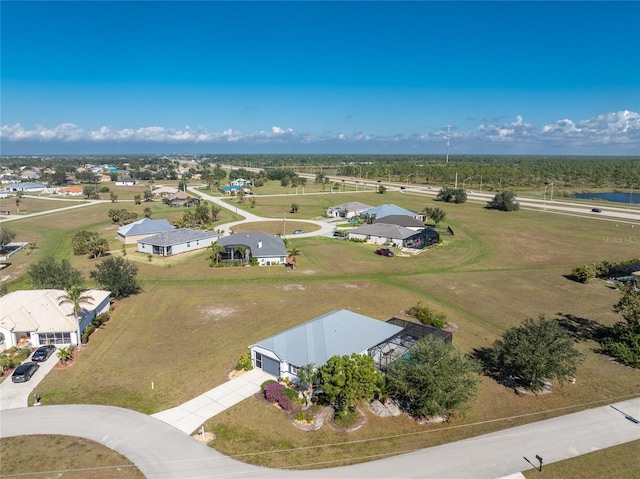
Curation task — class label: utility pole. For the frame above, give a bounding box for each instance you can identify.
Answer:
[445,119,450,165]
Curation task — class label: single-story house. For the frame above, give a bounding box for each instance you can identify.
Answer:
[249,310,405,379]
[216,232,287,265]
[0,289,111,348]
[326,201,373,218]
[165,191,199,207]
[115,178,140,186]
[220,185,252,195]
[360,204,424,221]
[137,229,218,256]
[4,182,49,193]
[117,218,175,244]
[373,214,426,231]
[59,186,84,196]
[230,178,253,187]
[348,223,439,249]
[152,186,179,198]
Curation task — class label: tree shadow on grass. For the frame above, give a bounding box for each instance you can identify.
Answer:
[471,346,502,383]
[555,312,606,342]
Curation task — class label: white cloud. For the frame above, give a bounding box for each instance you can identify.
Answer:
[1,111,638,155]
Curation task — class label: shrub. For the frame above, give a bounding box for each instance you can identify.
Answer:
[236,352,253,371]
[407,301,447,328]
[263,382,292,410]
[260,380,277,394]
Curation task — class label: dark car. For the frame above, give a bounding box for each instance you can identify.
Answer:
[32,344,56,362]
[375,248,394,257]
[333,231,348,238]
[591,208,602,213]
[400,186,406,190]
[11,362,39,383]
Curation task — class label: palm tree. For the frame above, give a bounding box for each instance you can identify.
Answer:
[58,286,94,348]
[235,246,248,266]
[208,242,225,266]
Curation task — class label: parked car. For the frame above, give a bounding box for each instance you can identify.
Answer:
[375,248,394,257]
[333,231,348,238]
[591,208,602,213]
[400,186,406,190]
[32,344,56,362]
[293,229,304,234]
[11,362,39,383]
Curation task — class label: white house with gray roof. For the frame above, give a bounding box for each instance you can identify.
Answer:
[137,229,218,256]
[326,201,373,218]
[216,232,287,265]
[117,218,175,244]
[348,223,439,249]
[249,310,404,379]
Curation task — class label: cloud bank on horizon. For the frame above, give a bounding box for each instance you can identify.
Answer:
[2,110,638,156]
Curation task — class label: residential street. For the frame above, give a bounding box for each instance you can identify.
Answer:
[1,398,638,479]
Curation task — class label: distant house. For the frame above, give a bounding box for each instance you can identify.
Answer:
[230,178,252,187]
[152,186,179,198]
[216,232,287,265]
[137,229,218,256]
[0,289,111,348]
[115,177,140,186]
[326,201,373,219]
[360,204,424,221]
[165,191,199,207]
[348,223,439,249]
[220,185,252,195]
[373,214,425,231]
[59,186,84,196]
[117,218,175,244]
[4,182,48,193]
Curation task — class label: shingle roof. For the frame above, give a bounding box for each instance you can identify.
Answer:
[217,232,286,257]
[139,228,218,247]
[349,223,420,240]
[361,204,417,218]
[373,214,425,228]
[117,218,175,237]
[250,310,404,367]
[329,201,373,212]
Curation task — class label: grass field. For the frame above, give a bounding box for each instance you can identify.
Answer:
[2,181,639,473]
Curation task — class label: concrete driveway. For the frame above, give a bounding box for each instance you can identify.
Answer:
[0,350,59,410]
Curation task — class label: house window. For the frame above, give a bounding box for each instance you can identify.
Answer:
[255,352,262,368]
[289,364,299,375]
[187,242,191,247]
[39,332,71,345]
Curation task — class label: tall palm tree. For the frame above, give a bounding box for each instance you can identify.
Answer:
[58,286,94,348]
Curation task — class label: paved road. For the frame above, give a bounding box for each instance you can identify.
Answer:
[1,398,638,479]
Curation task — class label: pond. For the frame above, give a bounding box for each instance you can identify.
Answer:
[572,192,640,205]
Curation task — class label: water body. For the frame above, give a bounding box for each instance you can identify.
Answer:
[572,192,640,205]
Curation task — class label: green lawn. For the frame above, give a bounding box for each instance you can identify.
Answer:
[4,188,640,472]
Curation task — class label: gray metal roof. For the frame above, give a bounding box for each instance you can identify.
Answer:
[117,218,174,236]
[217,232,286,257]
[250,309,404,367]
[361,204,418,218]
[138,228,218,247]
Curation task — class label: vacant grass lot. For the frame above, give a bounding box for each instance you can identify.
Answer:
[4,182,640,472]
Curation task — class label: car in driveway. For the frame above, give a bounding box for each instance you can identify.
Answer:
[292,229,304,234]
[375,248,394,257]
[32,344,56,362]
[333,231,348,238]
[11,362,39,383]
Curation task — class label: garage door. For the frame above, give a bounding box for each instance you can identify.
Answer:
[261,354,281,377]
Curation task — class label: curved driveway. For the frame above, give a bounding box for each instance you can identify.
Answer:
[1,398,638,479]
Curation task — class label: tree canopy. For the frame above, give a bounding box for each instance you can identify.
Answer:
[386,336,481,418]
[28,256,85,290]
[424,207,446,226]
[0,228,16,253]
[90,256,141,298]
[488,316,583,390]
[487,191,520,211]
[599,284,640,368]
[318,353,382,414]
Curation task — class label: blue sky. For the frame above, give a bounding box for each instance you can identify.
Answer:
[1,1,639,156]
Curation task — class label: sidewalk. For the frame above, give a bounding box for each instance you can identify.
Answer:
[151,368,273,434]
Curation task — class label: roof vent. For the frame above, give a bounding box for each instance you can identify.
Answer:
[258,241,263,248]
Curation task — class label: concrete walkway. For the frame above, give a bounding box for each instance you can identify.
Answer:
[152,368,273,434]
